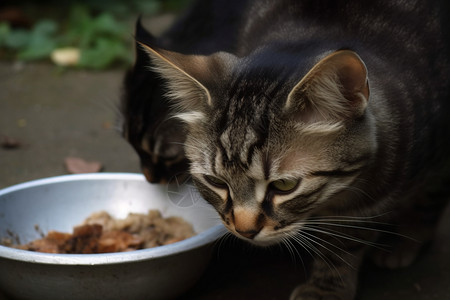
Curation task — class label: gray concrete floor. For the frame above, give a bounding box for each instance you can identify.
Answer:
[0,62,140,189]
[1,14,449,298]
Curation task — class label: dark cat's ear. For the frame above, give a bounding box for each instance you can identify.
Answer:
[133,18,156,68]
[286,50,369,122]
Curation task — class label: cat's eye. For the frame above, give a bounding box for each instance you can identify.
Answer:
[204,175,228,189]
[270,179,300,194]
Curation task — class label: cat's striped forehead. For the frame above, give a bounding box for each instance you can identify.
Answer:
[189,112,345,184]
[211,69,290,172]
[208,109,283,183]
[216,96,271,171]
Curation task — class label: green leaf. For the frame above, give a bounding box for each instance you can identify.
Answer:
[78,38,124,69]
[60,6,131,69]
[16,19,59,61]
[93,13,126,36]
[0,22,11,47]
[134,1,161,15]
[69,5,92,27]
[161,0,192,12]
[18,37,56,61]
[4,29,30,49]
[63,5,94,47]
[33,19,58,36]
[1,3,141,68]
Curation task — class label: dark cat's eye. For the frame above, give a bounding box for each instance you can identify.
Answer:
[204,175,228,189]
[270,179,300,194]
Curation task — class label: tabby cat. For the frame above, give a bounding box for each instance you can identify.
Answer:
[122,0,450,299]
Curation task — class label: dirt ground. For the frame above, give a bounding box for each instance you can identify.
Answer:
[1,16,449,300]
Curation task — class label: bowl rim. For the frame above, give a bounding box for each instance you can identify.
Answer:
[0,173,226,265]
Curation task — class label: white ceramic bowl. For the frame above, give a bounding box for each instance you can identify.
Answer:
[0,173,225,300]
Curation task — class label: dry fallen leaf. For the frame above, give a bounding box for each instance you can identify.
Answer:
[64,157,102,174]
[1,135,22,149]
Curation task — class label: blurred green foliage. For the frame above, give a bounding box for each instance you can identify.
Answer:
[0,0,191,69]
[0,19,58,61]
[63,5,131,69]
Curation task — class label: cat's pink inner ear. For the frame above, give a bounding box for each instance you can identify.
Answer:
[139,42,209,83]
[154,48,211,82]
[332,50,370,108]
[138,42,212,108]
[286,50,370,121]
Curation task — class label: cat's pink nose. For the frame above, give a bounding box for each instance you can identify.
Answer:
[233,208,262,239]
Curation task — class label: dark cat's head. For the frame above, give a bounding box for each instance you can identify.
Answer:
[135,41,376,245]
[121,21,189,183]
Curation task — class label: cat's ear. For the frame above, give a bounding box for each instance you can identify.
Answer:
[133,18,156,68]
[138,42,216,115]
[286,50,369,122]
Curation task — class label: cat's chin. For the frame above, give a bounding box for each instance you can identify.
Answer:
[240,234,292,247]
[231,227,300,247]
[246,237,283,247]
[229,235,279,247]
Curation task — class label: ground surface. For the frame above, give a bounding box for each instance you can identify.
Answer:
[1,18,449,300]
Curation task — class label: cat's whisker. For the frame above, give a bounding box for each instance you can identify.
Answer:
[328,181,378,203]
[280,236,297,263]
[295,234,347,286]
[295,230,356,271]
[306,212,393,222]
[287,233,315,262]
[85,94,126,134]
[90,93,122,115]
[280,233,303,266]
[290,234,323,264]
[306,218,392,227]
[290,233,344,284]
[303,220,418,242]
[300,230,355,259]
[282,233,313,277]
[213,231,234,259]
[301,224,386,250]
[279,236,309,279]
[96,96,128,134]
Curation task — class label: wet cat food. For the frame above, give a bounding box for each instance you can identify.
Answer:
[14,210,195,254]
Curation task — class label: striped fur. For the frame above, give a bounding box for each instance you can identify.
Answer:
[123,1,450,299]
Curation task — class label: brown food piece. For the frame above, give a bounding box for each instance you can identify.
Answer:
[14,210,195,254]
[97,230,143,253]
[17,231,72,253]
[68,224,103,254]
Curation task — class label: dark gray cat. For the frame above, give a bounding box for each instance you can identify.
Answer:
[122,0,450,298]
